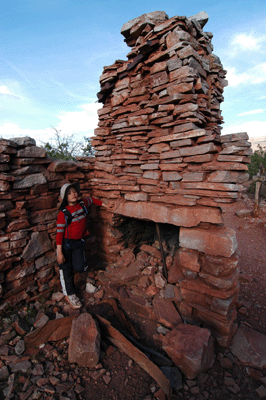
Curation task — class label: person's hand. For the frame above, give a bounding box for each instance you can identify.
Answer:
[107,200,117,211]
[57,252,65,264]
[102,199,117,211]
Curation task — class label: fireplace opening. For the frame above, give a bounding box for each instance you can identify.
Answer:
[114,217,180,258]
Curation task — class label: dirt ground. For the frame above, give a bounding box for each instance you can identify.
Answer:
[1,195,266,400]
[222,196,266,335]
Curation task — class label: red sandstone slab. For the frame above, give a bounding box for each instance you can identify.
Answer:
[198,269,239,290]
[143,171,161,180]
[147,94,198,107]
[162,324,215,379]
[94,127,110,136]
[140,163,159,170]
[172,123,199,134]
[137,178,159,186]
[174,103,198,115]
[150,71,168,87]
[201,254,239,277]
[179,226,237,257]
[150,60,167,74]
[114,201,222,227]
[181,182,241,192]
[162,171,182,181]
[169,66,195,81]
[207,171,249,183]
[182,172,206,182]
[217,155,250,163]
[141,185,163,193]
[160,150,181,160]
[192,162,249,171]
[179,143,218,157]
[68,313,100,368]
[180,279,239,300]
[167,82,194,95]
[148,129,206,144]
[151,195,196,206]
[149,143,171,153]
[178,45,203,63]
[159,163,186,170]
[172,188,238,198]
[17,147,47,158]
[178,248,201,271]
[153,294,182,328]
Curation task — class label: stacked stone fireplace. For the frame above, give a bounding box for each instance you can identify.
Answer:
[89,11,251,347]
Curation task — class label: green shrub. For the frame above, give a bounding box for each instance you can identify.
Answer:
[248,144,266,195]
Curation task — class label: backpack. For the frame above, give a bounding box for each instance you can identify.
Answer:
[60,200,89,226]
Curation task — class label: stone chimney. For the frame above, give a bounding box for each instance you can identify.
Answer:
[89,11,251,347]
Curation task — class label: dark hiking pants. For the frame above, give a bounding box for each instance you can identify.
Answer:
[59,238,87,296]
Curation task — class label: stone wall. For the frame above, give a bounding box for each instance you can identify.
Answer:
[0,137,99,307]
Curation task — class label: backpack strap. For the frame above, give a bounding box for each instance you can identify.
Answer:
[78,200,90,230]
[79,200,89,216]
[60,207,73,226]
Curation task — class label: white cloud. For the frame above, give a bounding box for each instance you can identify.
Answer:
[56,102,102,138]
[0,123,52,145]
[231,33,266,54]
[0,101,102,145]
[0,85,13,95]
[222,120,266,138]
[238,109,265,117]
[226,67,249,87]
[0,84,22,99]
[226,62,266,87]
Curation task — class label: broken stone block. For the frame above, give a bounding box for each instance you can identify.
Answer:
[162,324,215,379]
[179,226,237,257]
[68,313,100,368]
[153,294,182,329]
[22,231,53,260]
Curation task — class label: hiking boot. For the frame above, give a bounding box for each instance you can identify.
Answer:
[65,294,82,309]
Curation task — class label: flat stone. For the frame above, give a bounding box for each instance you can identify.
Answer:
[22,231,53,260]
[9,360,32,373]
[121,11,168,38]
[47,160,78,172]
[13,173,47,189]
[17,146,46,158]
[11,136,36,147]
[188,11,209,28]
[0,366,9,381]
[6,219,30,233]
[178,249,200,272]
[235,209,253,218]
[256,385,266,398]
[201,254,239,276]
[153,294,182,328]
[114,202,223,228]
[68,313,100,368]
[231,324,266,370]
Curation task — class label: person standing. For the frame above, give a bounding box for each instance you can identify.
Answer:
[56,182,115,309]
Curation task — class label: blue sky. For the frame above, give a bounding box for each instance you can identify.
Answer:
[1,0,266,146]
